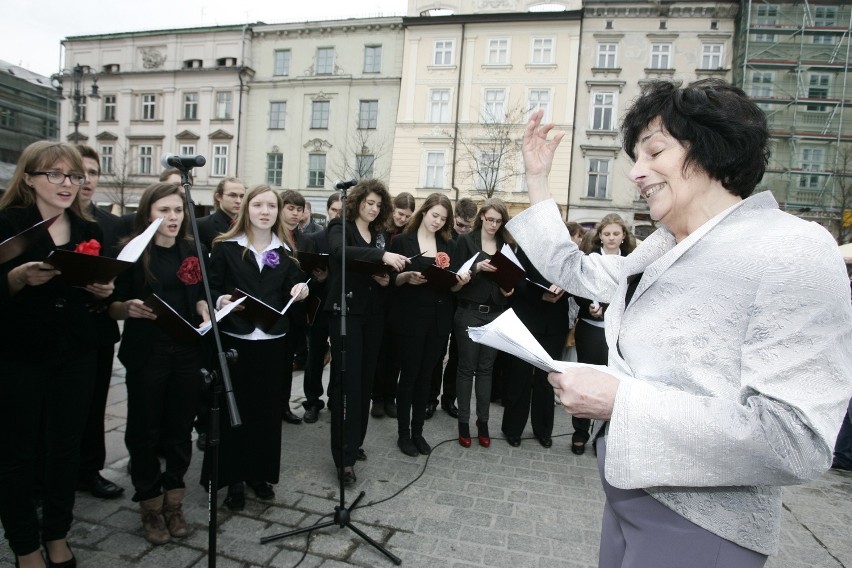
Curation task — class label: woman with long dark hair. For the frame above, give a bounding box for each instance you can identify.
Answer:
[108,183,209,545]
[324,180,409,482]
[0,141,112,568]
[452,198,513,449]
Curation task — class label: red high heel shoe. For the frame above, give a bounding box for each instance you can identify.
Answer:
[476,419,491,448]
[458,422,472,448]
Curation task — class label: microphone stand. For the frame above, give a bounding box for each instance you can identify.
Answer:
[177,166,241,568]
[260,185,401,565]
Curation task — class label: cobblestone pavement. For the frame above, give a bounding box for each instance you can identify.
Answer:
[1,357,850,567]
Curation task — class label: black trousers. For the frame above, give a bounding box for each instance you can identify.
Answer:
[429,329,458,406]
[124,340,202,502]
[501,330,565,439]
[78,344,115,479]
[0,350,95,555]
[328,312,383,468]
[572,319,608,440]
[303,309,332,411]
[396,314,448,437]
[372,325,399,403]
[281,333,296,411]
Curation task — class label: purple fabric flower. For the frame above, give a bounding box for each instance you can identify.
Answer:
[262,250,280,269]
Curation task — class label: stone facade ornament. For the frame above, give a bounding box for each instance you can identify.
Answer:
[140,47,166,69]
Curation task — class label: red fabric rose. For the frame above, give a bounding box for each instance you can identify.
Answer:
[435,252,450,269]
[75,239,101,256]
[177,256,202,285]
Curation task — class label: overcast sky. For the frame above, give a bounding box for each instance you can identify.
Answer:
[1,0,408,77]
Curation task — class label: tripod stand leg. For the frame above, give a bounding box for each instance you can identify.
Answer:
[344,521,402,565]
[259,519,338,543]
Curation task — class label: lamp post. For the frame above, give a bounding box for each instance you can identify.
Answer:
[51,64,100,142]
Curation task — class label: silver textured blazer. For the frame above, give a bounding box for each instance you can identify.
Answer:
[507,192,852,554]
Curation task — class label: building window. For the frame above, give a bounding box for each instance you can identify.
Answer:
[433,40,454,66]
[701,44,724,69]
[77,98,87,122]
[364,46,382,73]
[429,89,450,123]
[807,73,831,111]
[274,49,291,76]
[316,47,335,75]
[215,92,232,119]
[138,145,153,174]
[141,94,156,120]
[586,158,610,198]
[591,91,615,131]
[0,107,16,128]
[487,39,509,65]
[311,101,330,128]
[425,151,445,188]
[750,71,774,98]
[475,150,499,191]
[356,154,375,179]
[183,93,198,120]
[102,95,116,121]
[42,118,56,138]
[267,153,283,185]
[269,102,286,129]
[597,44,617,68]
[650,43,672,69]
[482,89,507,123]
[358,100,378,129]
[308,153,326,187]
[100,145,114,174]
[799,147,824,189]
[528,88,551,122]
[179,144,196,156]
[813,7,837,45]
[754,5,777,42]
[212,145,229,176]
[531,38,554,64]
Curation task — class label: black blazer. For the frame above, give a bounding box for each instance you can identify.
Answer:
[207,239,304,336]
[0,205,102,359]
[323,217,388,316]
[453,230,508,307]
[87,204,122,346]
[197,210,233,251]
[88,204,123,251]
[113,239,206,371]
[386,231,456,337]
[510,247,572,337]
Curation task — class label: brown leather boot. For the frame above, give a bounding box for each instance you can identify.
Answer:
[163,488,189,537]
[140,495,170,545]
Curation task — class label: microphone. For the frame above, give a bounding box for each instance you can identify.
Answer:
[160,153,206,169]
[334,179,358,191]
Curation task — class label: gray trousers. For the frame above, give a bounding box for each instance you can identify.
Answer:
[453,306,500,424]
[596,436,768,568]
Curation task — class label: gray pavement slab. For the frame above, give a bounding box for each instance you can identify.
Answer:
[1,354,850,567]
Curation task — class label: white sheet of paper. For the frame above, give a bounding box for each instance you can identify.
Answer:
[116,218,163,262]
[457,253,479,275]
[280,279,311,315]
[500,243,523,269]
[197,296,246,335]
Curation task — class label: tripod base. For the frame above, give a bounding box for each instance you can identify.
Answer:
[260,490,401,565]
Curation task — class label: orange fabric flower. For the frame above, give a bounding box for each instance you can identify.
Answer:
[435,252,450,269]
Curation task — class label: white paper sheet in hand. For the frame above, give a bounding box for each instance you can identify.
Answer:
[117,218,163,262]
[467,308,568,373]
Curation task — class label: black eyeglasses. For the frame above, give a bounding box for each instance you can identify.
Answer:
[28,171,86,186]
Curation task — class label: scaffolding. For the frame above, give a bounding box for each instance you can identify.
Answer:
[735,0,851,239]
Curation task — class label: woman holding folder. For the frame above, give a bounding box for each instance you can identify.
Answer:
[387,193,470,456]
[0,141,113,568]
[325,179,409,482]
[452,198,513,449]
[108,182,209,545]
[202,184,308,510]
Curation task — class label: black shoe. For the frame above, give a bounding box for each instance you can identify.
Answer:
[303,406,320,423]
[79,472,124,499]
[282,409,302,424]
[397,435,419,457]
[412,435,431,455]
[196,432,207,451]
[338,467,356,484]
[571,431,588,455]
[356,447,367,461]
[441,401,459,418]
[506,436,521,447]
[832,460,851,471]
[384,401,398,418]
[537,436,553,449]
[370,401,385,418]
[44,542,76,568]
[424,403,437,419]
[246,480,275,500]
[224,482,245,511]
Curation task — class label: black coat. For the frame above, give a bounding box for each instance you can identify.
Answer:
[0,205,102,359]
[207,239,304,336]
[197,210,233,251]
[509,247,572,337]
[323,217,388,316]
[87,204,122,346]
[453,230,508,307]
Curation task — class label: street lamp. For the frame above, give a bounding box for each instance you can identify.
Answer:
[51,64,100,142]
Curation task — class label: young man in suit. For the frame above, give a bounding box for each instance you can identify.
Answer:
[196,177,245,250]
